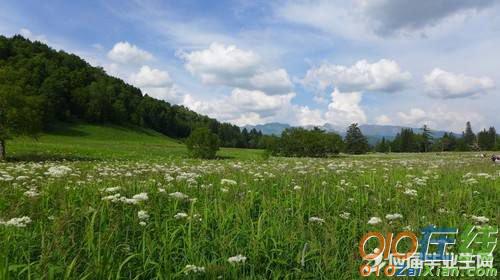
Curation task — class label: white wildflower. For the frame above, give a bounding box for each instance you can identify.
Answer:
[132,192,148,202]
[102,193,121,202]
[174,212,188,219]
[339,212,351,220]
[104,187,121,193]
[138,210,149,220]
[0,216,32,227]
[184,264,205,274]
[120,198,139,205]
[45,166,72,177]
[403,189,418,197]
[309,217,325,223]
[138,210,149,226]
[169,192,189,200]
[368,217,382,225]
[24,189,39,197]
[471,215,489,224]
[385,213,403,221]
[228,254,247,264]
[221,179,237,186]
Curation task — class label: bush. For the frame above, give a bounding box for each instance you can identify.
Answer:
[185,127,220,159]
[267,127,343,157]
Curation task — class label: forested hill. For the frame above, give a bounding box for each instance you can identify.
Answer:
[0,35,263,148]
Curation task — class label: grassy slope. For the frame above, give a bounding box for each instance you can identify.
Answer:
[7,123,263,161]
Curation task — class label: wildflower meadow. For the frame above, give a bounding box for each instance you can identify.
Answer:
[0,130,498,279]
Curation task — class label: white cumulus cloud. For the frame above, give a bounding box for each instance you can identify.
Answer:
[129,66,172,88]
[228,89,296,116]
[143,86,185,104]
[325,88,367,127]
[295,106,326,126]
[182,88,297,126]
[304,59,411,93]
[249,69,293,95]
[424,68,495,99]
[180,42,260,85]
[126,66,184,104]
[108,41,153,64]
[395,107,484,132]
[180,43,293,95]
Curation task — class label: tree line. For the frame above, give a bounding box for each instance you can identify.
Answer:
[263,122,499,158]
[375,122,499,153]
[264,124,369,157]
[0,35,264,159]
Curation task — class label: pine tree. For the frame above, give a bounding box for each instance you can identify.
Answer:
[421,125,433,152]
[376,137,389,153]
[400,128,417,152]
[488,127,497,150]
[344,123,369,154]
[463,122,476,150]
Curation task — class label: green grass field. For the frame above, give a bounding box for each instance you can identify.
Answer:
[0,124,498,279]
[7,123,263,161]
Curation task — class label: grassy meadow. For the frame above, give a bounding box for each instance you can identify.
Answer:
[0,124,498,279]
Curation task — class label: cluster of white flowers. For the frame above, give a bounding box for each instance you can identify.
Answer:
[385,213,403,221]
[169,192,189,200]
[228,254,247,264]
[367,217,382,225]
[339,212,351,220]
[413,176,428,187]
[308,217,325,224]
[183,264,205,274]
[44,165,72,177]
[221,179,237,186]
[403,188,418,197]
[0,216,32,228]
[24,187,39,197]
[174,212,188,220]
[103,187,121,193]
[471,215,489,224]
[102,192,148,205]
[0,174,14,181]
[476,173,493,179]
[137,210,149,226]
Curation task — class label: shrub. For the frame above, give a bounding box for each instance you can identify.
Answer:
[186,127,220,159]
[267,127,343,157]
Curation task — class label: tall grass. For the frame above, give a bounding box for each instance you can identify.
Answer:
[0,125,498,279]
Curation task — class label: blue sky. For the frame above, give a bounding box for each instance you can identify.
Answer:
[1,0,500,132]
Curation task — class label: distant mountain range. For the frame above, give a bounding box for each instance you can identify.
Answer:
[243,123,460,145]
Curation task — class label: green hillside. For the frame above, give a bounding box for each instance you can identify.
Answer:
[9,123,263,161]
[0,35,262,151]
